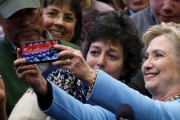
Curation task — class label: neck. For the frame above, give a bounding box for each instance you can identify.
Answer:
[80,0,92,11]
[152,89,180,102]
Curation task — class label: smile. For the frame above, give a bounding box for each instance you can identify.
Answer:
[51,31,63,35]
[145,73,158,79]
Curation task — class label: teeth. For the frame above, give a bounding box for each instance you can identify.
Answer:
[146,74,155,77]
[51,31,62,35]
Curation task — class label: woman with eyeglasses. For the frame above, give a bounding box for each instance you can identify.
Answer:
[43,0,82,46]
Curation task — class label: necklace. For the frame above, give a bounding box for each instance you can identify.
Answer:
[166,94,180,102]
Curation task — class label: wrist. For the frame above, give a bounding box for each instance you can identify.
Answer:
[87,69,98,97]
[34,77,48,96]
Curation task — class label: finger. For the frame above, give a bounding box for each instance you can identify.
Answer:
[17,70,36,80]
[52,59,65,66]
[16,65,35,74]
[54,44,74,52]
[56,50,76,60]
[17,48,22,59]
[14,58,27,69]
[0,75,5,90]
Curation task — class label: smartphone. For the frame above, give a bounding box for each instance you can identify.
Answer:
[20,39,61,64]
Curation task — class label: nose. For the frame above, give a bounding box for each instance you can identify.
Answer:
[97,55,106,68]
[162,0,174,12]
[21,20,31,26]
[142,57,153,71]
[54,16,64,26]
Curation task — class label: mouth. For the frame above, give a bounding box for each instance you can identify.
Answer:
[145,73,158,79]
[50,30,64,35]
[160,15,174,22]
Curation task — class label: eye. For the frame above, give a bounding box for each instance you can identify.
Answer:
[90,50,99,56]
[144,56,149,60]
[108,54,117,60]
[155,53,163,58]
[64,16,74,22]
[47,12,57,17]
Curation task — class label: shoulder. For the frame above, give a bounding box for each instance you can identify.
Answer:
[60,40,80,50]
[92,0,114,12]
[130,7,150,19]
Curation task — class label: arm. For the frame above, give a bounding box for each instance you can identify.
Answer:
[14,48,115,120]
[88,70,180,120]
[38,81,115,120]
[0,75,7,120]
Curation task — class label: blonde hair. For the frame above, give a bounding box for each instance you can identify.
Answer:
[143,22,180,69]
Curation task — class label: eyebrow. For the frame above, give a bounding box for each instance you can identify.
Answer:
[145,49,165,55]
[50,8,58,13]
[91,46,120,53]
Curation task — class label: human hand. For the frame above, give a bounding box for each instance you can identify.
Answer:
[14,48,48,95]
[0,75,7,120]
[0,75,5,104]
[52,45,96,86]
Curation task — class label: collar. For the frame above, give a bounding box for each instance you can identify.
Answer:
[148,7,159,25]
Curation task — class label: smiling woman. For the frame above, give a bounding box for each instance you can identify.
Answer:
[43,0,82,46]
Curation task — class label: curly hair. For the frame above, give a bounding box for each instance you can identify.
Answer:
[82,10,144,84]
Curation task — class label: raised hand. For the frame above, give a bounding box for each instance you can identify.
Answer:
[52,45,96,86]
[0,75,7,120]
[14,48,48,95]
[0,75,5,103]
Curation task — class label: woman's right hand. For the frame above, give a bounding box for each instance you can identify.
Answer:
[14,48,48,95]
[53,45,96,86]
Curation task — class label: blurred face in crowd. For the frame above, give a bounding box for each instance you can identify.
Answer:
[142,35,180,95]
[43,4,76,42]
[86,40,126,79]
[0,8,43,47]
[122,0,149,12]
[150,0,180,23]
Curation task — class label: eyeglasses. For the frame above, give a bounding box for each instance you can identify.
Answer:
[5,8,42,24]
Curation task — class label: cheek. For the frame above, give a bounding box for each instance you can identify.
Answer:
[43,17,54,29]
[86,55,97,69]
[65,23,75,35]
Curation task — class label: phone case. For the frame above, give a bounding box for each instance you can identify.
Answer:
[20,39,61,64]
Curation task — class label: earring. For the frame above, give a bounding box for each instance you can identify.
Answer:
[120,76,126,83]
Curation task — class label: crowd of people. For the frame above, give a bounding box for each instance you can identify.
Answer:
[0,0,180,120]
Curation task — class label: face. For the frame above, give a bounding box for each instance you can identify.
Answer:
[0,8,43,47]
[142,35,180,94]
[122,0,149,12]
[86,40,126,79]
[150,0,180,23]
[43,5,76,42]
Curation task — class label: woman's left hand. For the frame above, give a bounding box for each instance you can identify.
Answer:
[53,45,96,85]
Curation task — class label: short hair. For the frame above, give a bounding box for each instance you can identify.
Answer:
[143,22,180,69]
[43,0,82,45]
[82,10,144,83]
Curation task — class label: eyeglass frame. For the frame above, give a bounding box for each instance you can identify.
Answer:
[3,8,43,24]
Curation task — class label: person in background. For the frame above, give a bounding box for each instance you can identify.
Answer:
[0,0,79,117]
[80,0,114,35]
[0,75,7,120]
[130,0,180,36]
[117,0,149,15]
[98,0,127,11]
[12,11,143,120]
[15,22,180,120]
[0,25,4,39]
[130,0,180,98]
[43,0,83,46]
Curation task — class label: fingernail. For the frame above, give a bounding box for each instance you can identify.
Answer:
[0,75,2,78]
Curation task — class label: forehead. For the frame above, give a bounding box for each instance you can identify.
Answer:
[91,40,123,50]
[147,35,174,53]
